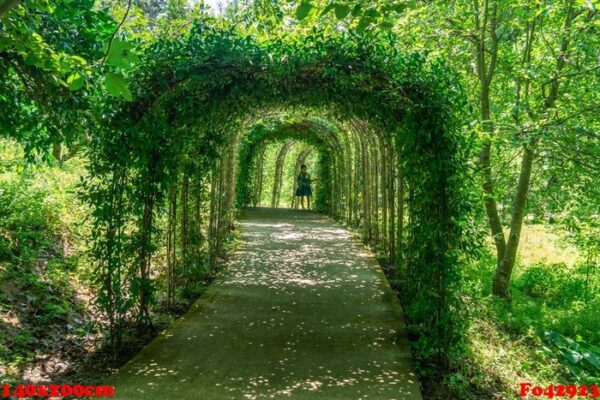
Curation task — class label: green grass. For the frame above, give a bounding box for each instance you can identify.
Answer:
[446,224,600,399]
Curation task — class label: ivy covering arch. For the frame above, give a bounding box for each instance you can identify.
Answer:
[85,20,474,367]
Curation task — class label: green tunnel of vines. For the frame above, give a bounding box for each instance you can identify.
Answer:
[86,21,477,368]
[236,118,335,210]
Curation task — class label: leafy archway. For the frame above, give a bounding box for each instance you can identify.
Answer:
[86,21,473,367]
[236,118,341,211]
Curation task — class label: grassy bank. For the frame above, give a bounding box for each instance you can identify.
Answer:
[0,139,228,384]
[439,225,599,399]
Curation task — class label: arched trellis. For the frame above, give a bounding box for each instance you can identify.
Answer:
[271,140,294,207]
[235,117,341,212]
[86,22,474,367]
[236,115,404,262]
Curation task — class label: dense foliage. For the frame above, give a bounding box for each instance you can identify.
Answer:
[1,0,598,398]
[82,19,474,375]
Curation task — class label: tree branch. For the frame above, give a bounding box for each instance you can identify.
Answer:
[101,0,133,65]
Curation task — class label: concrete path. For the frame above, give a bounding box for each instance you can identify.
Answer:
[109,208,422,399]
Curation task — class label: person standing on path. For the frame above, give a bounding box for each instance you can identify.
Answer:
[295,164,313,209]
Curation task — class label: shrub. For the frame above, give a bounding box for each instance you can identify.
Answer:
[518,262,597,307]
[520,265,558,299]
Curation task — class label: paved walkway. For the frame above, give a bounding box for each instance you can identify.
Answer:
[109,208,422,399]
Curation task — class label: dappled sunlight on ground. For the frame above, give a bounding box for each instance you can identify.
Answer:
[109,207,421,399]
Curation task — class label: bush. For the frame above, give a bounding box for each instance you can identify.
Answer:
[518,262,597,307]
[520,265,558,299]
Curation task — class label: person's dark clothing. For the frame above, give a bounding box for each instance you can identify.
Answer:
[295,172,312,196]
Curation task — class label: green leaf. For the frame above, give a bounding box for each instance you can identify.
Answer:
[320,3,335,16]
[67,72,85,91]
[563,349,583,365]
[582,350,600,370]
[24,54,38,66]
[393,3,407,13]
[406,0,417,9]
[296,1,313,20]
[105,39,139,69]
[104,72,133,101]
[356,16,373,33]
[0,35,11,50]
[334,4,351,19]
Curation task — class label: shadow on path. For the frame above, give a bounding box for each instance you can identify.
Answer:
[109,207,422,399]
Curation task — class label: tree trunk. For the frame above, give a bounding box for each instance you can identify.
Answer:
[352,131,361,226]
[52,143,62,162]
[181,175,189,269]
[397,163,404,264]
[380,136,388,254]
[208,162,219,268]
[344,132,353,221]
[0,0,19,18]
[480,132,507,264]
[474,0,506,269]
[493,146,535,296]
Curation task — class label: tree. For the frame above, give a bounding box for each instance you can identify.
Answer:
[292,0,599,297]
